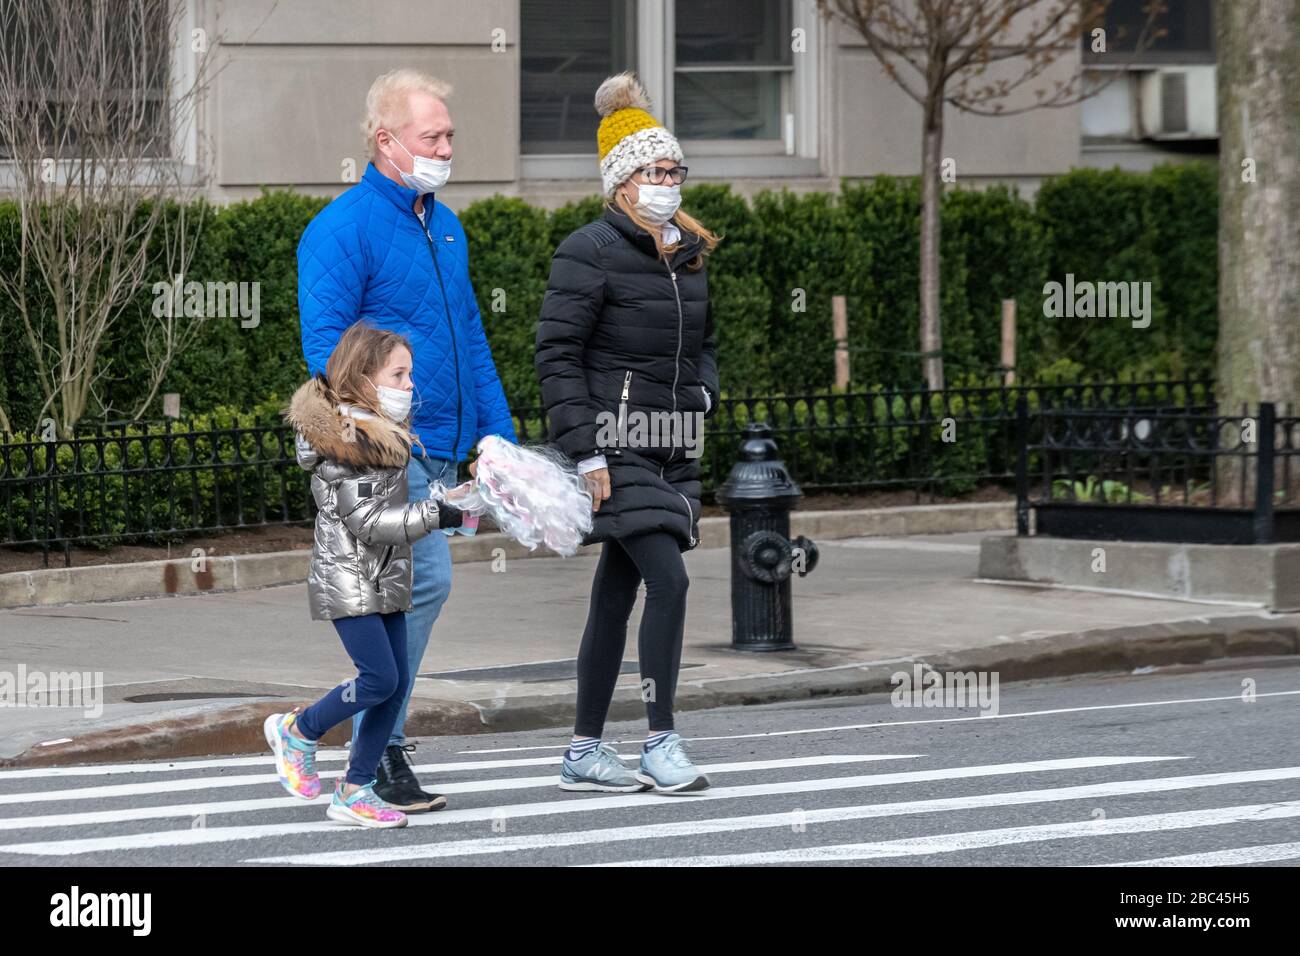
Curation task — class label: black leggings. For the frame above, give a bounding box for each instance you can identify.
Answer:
[574,531,689,738]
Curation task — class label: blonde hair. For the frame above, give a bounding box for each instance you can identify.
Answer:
[361,69,453,157]
[610,190,721,271]
[323,322,426,456]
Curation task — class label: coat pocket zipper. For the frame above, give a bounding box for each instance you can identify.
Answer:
[373,544,395,583]
[616,370,632,440]
[674,490,698,547]
[661,459,698,548]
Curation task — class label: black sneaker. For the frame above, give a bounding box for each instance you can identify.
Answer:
[374,743,447,812]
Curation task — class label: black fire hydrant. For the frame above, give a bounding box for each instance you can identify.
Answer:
[716,423,819,651]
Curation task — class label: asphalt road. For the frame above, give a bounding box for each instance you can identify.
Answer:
[1,658,1298,867]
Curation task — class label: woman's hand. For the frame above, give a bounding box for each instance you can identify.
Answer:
[584,467,611,512]
[468,459,478,478]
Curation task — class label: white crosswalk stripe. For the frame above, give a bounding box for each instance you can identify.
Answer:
[1098,842,1300,867]
[0,753,917,807]
[0,751,353,780]
[593,801,1300,867]
[248,765,1300,866]
[0,744,1295,867]
[0,755,1176,857]
[451,690,1300,752]
[0,755,913,831]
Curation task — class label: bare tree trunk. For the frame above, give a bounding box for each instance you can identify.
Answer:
[1216,0,1300,504]
[919,87,945,391]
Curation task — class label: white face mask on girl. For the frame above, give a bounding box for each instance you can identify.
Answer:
[365,376,413,421]
[632,183,682,224]
[383,133,452,193]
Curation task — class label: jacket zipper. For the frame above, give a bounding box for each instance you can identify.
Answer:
[418,211,463,459]
[662,260,694,545]
[617,370,632,440]
[666,264,684,467]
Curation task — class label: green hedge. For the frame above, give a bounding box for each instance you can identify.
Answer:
[0,163,1218,432]
[2,373,1216,549]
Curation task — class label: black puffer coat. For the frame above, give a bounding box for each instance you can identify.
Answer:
[535,205,720,552]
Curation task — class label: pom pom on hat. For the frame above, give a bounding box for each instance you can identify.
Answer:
[594,71,683,198]
[594,71,653,117]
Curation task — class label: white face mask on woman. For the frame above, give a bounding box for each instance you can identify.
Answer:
[632,183,682,224]
[365,376,413,421]
[384,133,452,193]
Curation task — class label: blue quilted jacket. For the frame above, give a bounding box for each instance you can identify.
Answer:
[298,162,517,461]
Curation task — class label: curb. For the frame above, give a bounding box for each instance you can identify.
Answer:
[3,611,1293,768]
[0,502,1014,610]
[979,535,1300,611]
[458,613,1300,731]
[1,699,485,768]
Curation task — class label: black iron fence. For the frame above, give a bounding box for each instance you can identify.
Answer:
[2,379,1211,566]
[1016,399,1300,544]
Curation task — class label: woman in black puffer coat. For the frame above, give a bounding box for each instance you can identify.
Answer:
[535,72,721,794]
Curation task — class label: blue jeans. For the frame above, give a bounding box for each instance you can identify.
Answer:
[351,453,457,748]
[298,611,408,786]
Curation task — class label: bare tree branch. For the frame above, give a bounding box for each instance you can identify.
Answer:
[0,0,225,436]
[817,0,1168,389]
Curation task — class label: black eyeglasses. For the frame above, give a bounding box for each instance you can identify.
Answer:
[636,165,689,186]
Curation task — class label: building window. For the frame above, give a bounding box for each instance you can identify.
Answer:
[0,0,172,160]
[520,0,818,178]
[672,0,793,142]
[520,0,636,154]
[1083,0,1215,65]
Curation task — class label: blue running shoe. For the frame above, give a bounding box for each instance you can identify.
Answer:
[559,743,649,793]
[635,733,710,793]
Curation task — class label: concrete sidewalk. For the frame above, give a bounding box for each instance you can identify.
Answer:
[3,530,1297,765]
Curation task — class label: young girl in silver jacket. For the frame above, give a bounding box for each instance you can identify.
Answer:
[268,322,465,828]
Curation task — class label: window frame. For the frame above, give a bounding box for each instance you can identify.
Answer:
[520,0,820,181]
[0,0,203,185]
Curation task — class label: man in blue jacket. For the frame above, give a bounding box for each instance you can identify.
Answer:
[298,68,517,812]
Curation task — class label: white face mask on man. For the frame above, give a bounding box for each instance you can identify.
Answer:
[632,183,682,225]
[383,133,452,193]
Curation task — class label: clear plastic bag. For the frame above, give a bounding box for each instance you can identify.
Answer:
[429,479,485,537]
[428,436,593,555]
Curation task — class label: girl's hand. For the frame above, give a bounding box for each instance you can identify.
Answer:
[443,480,476,504]
[584,467,611,512]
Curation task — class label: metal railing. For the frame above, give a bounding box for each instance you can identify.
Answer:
[1,379,1212,566]
[1015,398,1300,545]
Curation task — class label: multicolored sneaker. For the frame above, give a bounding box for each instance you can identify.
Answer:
[263,710,321,800]
[326,779,409,828]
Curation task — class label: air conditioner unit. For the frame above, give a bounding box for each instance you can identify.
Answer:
[1138,66,1218,140]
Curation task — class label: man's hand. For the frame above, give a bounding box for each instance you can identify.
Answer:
[584,467,611,512]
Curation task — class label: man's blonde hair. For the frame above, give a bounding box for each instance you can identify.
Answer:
[362,69,453,157]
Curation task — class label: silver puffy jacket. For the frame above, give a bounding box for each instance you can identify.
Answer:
[286,376,445,621]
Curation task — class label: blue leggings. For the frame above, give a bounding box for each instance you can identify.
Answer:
[295,611,409,787]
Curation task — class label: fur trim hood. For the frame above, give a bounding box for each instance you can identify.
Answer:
[285,374,412,470]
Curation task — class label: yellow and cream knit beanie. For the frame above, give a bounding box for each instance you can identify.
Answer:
[594,72,683,199]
